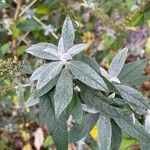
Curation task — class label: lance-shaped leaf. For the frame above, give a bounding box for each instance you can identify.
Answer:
[61,16,75,51]
[111,119,122,150]
[58,37,65,54]
[37,62,63,90]
[39,93,68,150]
[33,75,59,99]
[80,85,127,118]
[141,141,150,150]
[69,60,107,92]
[114,115,150,143]
[116,84,149,110]
[69,113,99,142]
[30,64,49,81]
[54,69,73,118]
[26,43,59,60]
[26,94,39,107]
[66,44,88,57]
[108,47,128,77]
[118,59,148,85]
[98,116,112,150]
[68,93,83,123]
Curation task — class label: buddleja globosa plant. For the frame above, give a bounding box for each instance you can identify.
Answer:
[26,17,150,150]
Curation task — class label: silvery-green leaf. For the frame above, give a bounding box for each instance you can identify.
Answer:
[69,113,99,142]
[144,110,150,133]
[39,93,68,150]
[82,104,99,114]
[108,47,128,77]
[66,44,88,57]
[141,141,150,150]
[43,47,58,56]
[58,37,65,54]
[26,94,39,107]
[54,69,73,118]
[33,75,59,98]
[30,63,49,81]
[76,54,100,73]
[111,119,122,150]
[116,84,149,110]
[69,60,107,92]
[98,116,112,150]
[100,67,109,79]
[37,62,63,90]
[71,94,83,123]
[80,85,127,118]
[61,16,75,51]
[115,115,150,143]
[118,59,148,86]
[109,76,121,83]
[26,43,59,60]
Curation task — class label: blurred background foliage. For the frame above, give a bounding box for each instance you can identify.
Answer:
[0,0,150,149]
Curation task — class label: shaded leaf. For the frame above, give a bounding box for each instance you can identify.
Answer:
[111,119,122,150]
[80,85,127,118]
[116,84,149,110]
[69,113,99,142]
[39,93,68,150]
[115,115,150,143]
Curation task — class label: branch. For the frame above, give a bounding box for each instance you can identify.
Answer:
[12,0,22,56]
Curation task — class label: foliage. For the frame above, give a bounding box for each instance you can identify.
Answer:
[26,17,150,150]
[1,0,150,149]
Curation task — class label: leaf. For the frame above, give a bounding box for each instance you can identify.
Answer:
[69,60,107,92]
[116,84,149,110]
[17,19,42,31]
[115,116,150,143]
[61,16,75,51]
[98,116,112,150]
[76,54,100,73]
[111,119,122,150]
[54,69,73,118]
[26,94,39,107]
[37,62,63,90]
[69,113,99,142]
[118,59,148,86]
[80,85,127,118]
[26,43,59,60]
[58,37,65,54]
[34,75,59,98]
[39,93,68,150]
[71,93,83,123]
[108,47,128,77]
[101,76,120,94]
[67,44,88,57]
[33,128,44,150]
[140,141,150,150]
[30,64,49,81]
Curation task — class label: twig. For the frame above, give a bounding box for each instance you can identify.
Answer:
[19,0,38,17]
[12,0,22,56]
